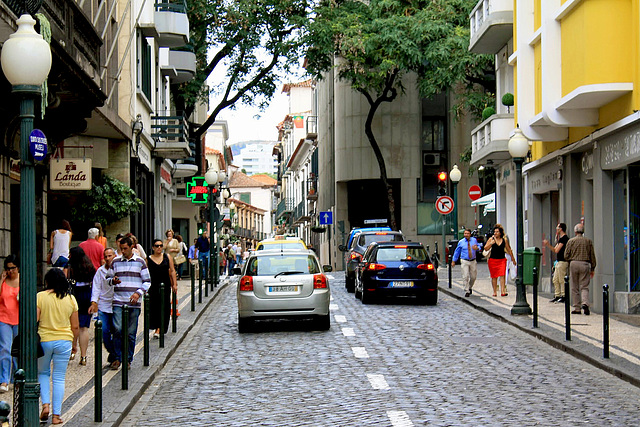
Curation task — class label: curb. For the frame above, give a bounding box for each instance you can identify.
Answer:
[438,283,640,389]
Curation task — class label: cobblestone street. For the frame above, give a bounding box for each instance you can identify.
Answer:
[119,274,639,426]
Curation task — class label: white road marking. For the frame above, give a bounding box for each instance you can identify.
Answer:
[341,327,355,337]
[387,410,414,426]
[326,274,335,280]
[366,374,389,390]
[334,315,347,323]
[329,303,339,311]
[352,347,369,358]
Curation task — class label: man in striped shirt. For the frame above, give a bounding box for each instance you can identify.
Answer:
[109,236,151,368]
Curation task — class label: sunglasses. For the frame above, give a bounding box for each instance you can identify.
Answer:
[5,266,17,271]
[154,244,163,248]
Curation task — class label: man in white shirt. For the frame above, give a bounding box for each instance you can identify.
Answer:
[89,247,117,367]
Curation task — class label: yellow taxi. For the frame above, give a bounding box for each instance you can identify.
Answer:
[256,236,307,251]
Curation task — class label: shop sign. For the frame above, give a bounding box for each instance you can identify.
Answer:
[50,158,92,190]
[529,161,562,194]
[581,152,593,177]
[160,164,172,186]
[600,126,640,170]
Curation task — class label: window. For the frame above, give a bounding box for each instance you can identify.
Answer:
[137,34,152,101]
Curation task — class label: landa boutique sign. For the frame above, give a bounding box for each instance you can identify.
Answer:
[50,158,92,190]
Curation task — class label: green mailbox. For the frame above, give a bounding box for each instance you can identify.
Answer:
[523,247,542,285]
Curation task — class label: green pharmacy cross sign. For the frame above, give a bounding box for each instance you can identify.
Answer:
[186,177,209,204]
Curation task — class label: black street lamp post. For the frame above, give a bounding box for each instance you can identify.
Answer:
[450,164,462,238]
[1,14,53,425]
[509,128,532,315]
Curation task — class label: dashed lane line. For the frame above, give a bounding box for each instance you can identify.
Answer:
[351,347,369,358]
[387,411,414,426]
[341,327,355,337]
[366,374,389,390]
[334,315,347,323]
[329,303,339,311]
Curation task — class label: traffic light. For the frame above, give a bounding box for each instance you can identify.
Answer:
[437,171,447,196]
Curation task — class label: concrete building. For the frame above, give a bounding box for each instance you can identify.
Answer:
[232,142,278,175]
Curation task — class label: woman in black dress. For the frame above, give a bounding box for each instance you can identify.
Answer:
[67,246,95,365]
[147,239,177,337]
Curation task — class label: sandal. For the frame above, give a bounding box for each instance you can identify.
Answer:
[79,356,87,366]
[40,404,50,421]
[52,414,63,425]
[501,293,508,297]
[69,351,76,361]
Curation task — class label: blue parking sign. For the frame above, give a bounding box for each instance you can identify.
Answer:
[319,211,333,225]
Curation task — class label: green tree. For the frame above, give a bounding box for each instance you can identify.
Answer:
[175,0,311,139]
[305,0,493,230]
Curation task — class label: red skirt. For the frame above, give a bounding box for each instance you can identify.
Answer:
[488,258,507,278]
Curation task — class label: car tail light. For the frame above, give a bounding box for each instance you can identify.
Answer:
[313,274,328,289]
[367,263,386,271]
[394,245,407,248]
[375,232,388,235]
[350,252,361,260]
[239,276,253,291]
[418,263,435,270]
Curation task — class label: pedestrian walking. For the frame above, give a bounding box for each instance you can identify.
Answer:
[37,268,79,425]
[219,248,226,276]
[147,239,177,337]
[114,233,124,256]
[164,229,181,266]
[188,238,199,279]
[451,229,481,297]
[67,246,96,366]
[94,222,107,249]
[195,232,210,281]
[79,227,105,271]
[564,223,597,315]
[0,255,19,393]
[175,234,188,280]
[543,223,569,303]
[483,224,515,297]
[226,244,236,275]
[108,236,151,368]
[49,219,72,271]
[89,247,117,365]
[125,233,147,260]
[233,243,241,267]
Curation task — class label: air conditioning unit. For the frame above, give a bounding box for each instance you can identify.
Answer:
[423,153,441,166]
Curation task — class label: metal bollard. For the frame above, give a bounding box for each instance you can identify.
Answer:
[94,320,103,422]
[198,260,203,304]
[122,305,129,390]
[447,253,452,288]
[564,275,571,341]
[0,400,10,425]
[190,263,195,312]
[603,284,610,358]
[13,369,24,427]
[172,288,177,333]
[160,283,165,348]
[143,294,150,366]
[532,267,539,328]
[204,268,209,297]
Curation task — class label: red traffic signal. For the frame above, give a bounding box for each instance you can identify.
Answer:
[437,171,447,182]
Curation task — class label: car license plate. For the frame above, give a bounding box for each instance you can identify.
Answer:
[390,281,413,288]
[268,285,299,292]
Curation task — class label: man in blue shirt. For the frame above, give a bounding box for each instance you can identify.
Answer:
[188,238,199,279]
[195,231,210,282]
[451,229,482,297]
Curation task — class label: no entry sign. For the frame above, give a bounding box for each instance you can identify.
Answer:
[435,196,454,215]
[468,185,482,201]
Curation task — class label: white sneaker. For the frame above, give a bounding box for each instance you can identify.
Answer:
[0,384,9,392]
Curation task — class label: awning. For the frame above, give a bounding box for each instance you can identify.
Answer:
[483,200,495,216]
[470,192,495,207]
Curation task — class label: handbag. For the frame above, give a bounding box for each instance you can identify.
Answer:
[482,247,491,257]
[11,333,45,358]
[174,254,187,265]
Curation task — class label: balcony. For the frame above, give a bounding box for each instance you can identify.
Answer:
[306,115,317,141]
[155,0,189,48]
[276,198,295,220]
[470,113,514,166]
[151,114,191,159]
[294,200,311,225]
[468,0,513,54]
[168,47,196,84]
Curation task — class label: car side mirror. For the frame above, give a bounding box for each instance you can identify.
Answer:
[338,245,346,252]
[322,265,333,272]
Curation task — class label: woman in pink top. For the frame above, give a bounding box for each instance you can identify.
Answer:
[0,255,19,393]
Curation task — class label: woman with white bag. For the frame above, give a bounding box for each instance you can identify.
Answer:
[483,224,515,297]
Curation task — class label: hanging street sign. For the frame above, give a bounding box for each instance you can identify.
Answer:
[319,211,333,225]
[50,158,92,190]
[29,129,47,161]
[186,177,209,204]
[468,185,482,201]
[435,196,454,215]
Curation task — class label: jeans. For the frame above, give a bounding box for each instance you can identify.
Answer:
[97,311,115,362]
[112,306,141,363]
[198,251,210,281]
[0,322,17,384]
[38,340,72,416]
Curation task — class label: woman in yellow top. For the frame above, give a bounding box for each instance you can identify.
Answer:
[37,268,79,425]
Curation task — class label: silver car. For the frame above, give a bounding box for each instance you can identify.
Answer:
[236,249,332,332]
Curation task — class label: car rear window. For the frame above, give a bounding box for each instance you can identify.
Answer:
[358,233,404,246]
[246,255,320,276]
[257,242,306,251]
[375,247,428,262]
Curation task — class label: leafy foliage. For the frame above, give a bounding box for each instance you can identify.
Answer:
[70,175,143,226]
[482,106,496,121]
[176,0,312,138]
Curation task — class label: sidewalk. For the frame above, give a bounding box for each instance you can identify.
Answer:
[47,273,234,427]
[440,262,640,388]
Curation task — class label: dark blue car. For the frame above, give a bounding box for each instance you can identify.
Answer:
[355,241,438,305]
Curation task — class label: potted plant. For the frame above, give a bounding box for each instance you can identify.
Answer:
[482,106,496,121]
[502,93,514,113]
